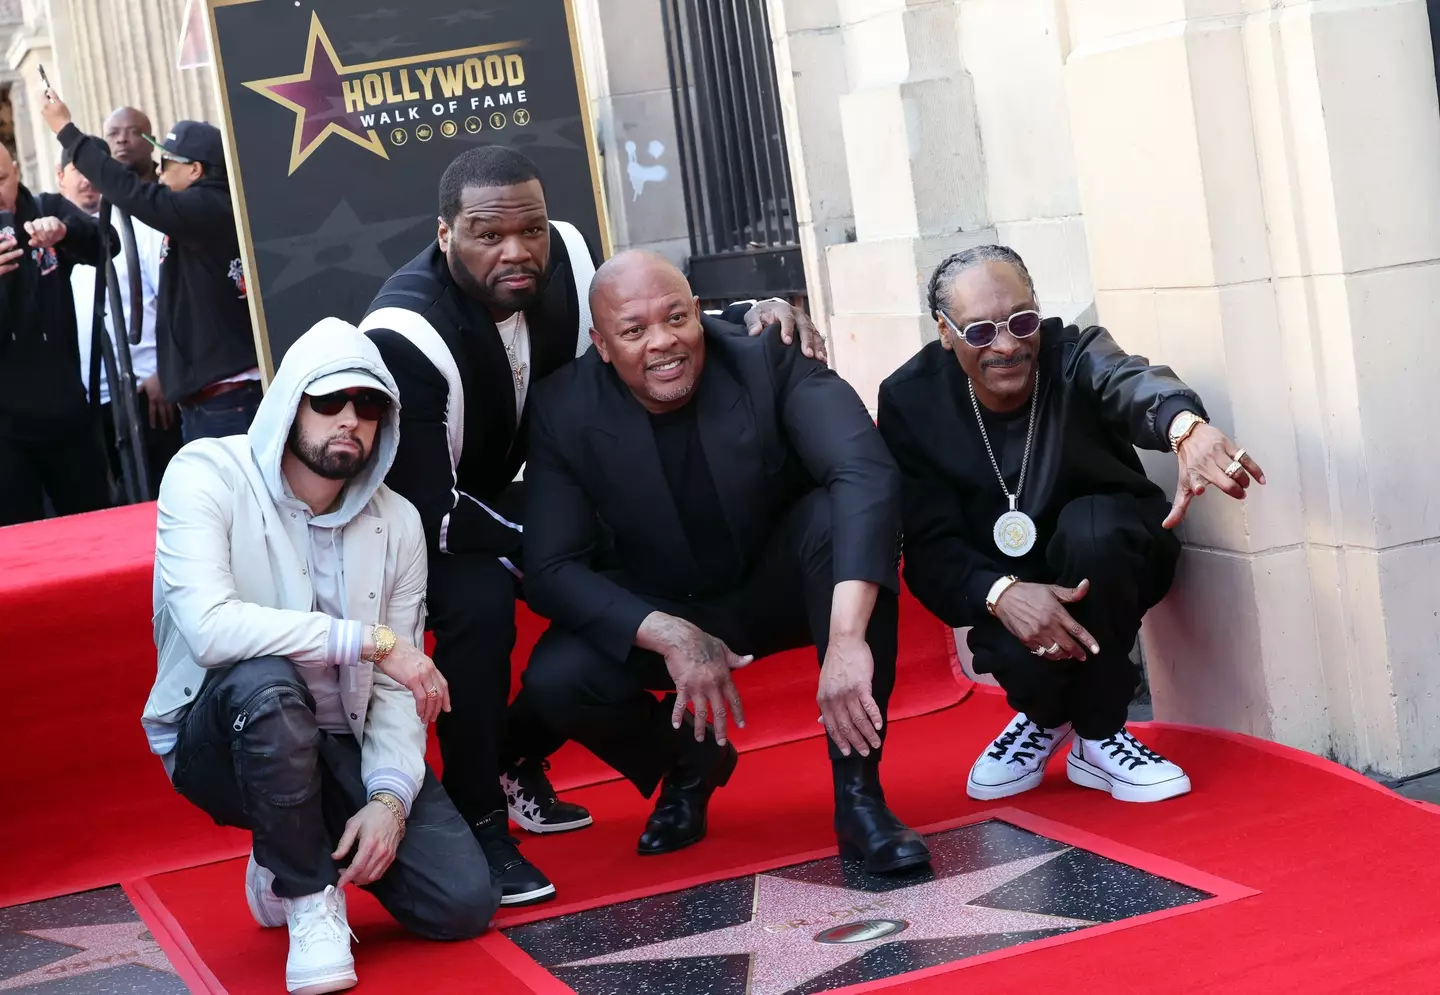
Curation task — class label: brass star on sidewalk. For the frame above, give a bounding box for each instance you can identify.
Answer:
[560,850,1094,995]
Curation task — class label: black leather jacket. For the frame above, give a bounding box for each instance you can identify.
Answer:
[877,319,1205,628]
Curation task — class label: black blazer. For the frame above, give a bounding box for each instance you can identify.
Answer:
[877,321,1203,629]
[525,317,902,661]
[363,225,594,558]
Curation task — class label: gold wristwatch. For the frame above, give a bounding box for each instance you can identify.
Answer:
[369,624,397,665]
[1168,410,1206,451]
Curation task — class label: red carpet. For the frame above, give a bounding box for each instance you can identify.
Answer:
[0,503,963,907]
[137,690,1440,994]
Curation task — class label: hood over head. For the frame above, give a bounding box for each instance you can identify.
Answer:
[247,317,401,528]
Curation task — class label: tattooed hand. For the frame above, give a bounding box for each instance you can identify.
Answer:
[637,612,753,745]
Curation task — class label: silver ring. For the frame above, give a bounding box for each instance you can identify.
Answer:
[1045,643,1060,655]
[1031,646,1046,657]
[426,686,438,698]
[1233,447,1248,463]
[1224,460,1243,478]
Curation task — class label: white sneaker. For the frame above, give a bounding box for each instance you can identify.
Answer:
[1067,729,1192,803]
[967,713,1074,800]
[283,885,358,995]
[245,852,286,928]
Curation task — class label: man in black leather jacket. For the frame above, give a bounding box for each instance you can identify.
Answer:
[878,245,1262,805]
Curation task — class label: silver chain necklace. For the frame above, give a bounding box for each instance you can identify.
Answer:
[967,372,1041,557]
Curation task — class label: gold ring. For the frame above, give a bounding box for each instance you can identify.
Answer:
[1224,460,1243,478]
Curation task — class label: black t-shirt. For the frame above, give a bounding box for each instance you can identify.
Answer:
[649,398,740,590]
[972,394,1036,514]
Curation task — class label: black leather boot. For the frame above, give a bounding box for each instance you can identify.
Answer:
[636,733,739,856]
[833,753,931,873]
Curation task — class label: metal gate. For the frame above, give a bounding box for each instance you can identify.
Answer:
[659,0,806,305]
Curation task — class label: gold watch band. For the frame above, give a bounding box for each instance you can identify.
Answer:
[371,791,406,839]
[370,624,397,665]
[1169,411,1206,451]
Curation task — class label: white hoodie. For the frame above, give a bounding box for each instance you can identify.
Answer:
[144,318,429,812]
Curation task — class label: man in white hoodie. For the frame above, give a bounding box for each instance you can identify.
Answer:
[145,318,496,995]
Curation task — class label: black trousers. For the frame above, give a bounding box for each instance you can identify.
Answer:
[426,482,566,826]
[100,393,183,501]
[967,493,1180,740]
[524,488,900,797]
[170,657,497,940]
[0,412,110,527]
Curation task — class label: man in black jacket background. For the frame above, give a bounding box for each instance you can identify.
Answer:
[521,251,929,874]
[878,245,1264,806]
[0,144,113,526]
[43,92,260,443]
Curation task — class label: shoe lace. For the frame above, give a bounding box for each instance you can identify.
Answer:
[475,816,526,872]
[986,719,1029,761]
[291,889,356,953]
[1011,726,1057,764]
[1119,730,1166,764]
[1099,732,1156,771]
[508,757,559,807]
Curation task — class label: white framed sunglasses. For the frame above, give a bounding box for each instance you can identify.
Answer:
[939,308,1043,349]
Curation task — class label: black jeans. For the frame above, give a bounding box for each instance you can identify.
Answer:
[966,493,1181,740]
[0,411,111,526]
[425,483,566,827]
[100,392,183,501]
[170,657,497,940]
[524,488,901,796]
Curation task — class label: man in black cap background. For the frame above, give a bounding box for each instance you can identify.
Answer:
[0,143,113,525]
[42,91,261,443]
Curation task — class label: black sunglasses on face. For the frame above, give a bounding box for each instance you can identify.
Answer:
[939,308,1043,349]
[308,388,389,421]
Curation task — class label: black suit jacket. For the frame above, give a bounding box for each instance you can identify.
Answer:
[525,317,902,661]
[877,321,1204,629]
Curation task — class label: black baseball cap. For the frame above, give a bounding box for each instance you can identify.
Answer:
[144,121,224,167]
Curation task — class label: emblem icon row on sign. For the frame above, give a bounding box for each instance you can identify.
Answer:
[389,109,532,146]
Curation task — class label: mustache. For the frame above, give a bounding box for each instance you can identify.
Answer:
[490,265,542,283]
[981,352,1033,369]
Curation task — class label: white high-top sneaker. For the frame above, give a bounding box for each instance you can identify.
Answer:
[245,852,286,928]
[1067,729,1191,803]
[283,885,357,995]
[967,712,1074,800]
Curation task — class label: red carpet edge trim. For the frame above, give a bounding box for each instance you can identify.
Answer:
[124,876,230,995]
[479,806,1260,995]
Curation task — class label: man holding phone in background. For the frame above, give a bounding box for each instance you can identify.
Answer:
[0,142,114,525]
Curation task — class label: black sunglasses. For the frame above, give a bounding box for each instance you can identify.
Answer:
[938,308,1043,349]
[308,388,390,421]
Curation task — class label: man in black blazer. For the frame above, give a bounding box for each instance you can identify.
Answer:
[878,245,1263,806]
[360,147,825,906]
[520,251,930,874]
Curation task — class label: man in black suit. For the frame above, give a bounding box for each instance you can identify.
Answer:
[878,245,1263,806]
[361,147,825,905]
[520,251,930,874]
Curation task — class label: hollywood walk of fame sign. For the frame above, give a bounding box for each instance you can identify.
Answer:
[500,818,1229,995]
[0,920,177,991]
[202,0,607,373]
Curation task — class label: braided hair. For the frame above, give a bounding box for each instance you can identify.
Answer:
[926,245,1036,321]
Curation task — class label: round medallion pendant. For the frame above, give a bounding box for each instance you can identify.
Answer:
[993,510,1037,558]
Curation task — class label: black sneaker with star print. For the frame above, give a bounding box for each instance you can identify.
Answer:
[501,757,594,834]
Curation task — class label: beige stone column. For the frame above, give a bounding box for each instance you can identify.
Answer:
[7,0,55,188]
[1063,0,1440,776]
[44,0,219,138]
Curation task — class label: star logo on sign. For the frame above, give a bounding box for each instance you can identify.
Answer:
[243,12,526,175]
[559,850,1094,995]
[255,201,431,295]
[0,921,175,991]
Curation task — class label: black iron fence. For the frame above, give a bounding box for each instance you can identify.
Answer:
[659,0,806,304]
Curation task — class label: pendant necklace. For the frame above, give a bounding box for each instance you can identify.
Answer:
[967,372,1040,558]
[499,321,527,392]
